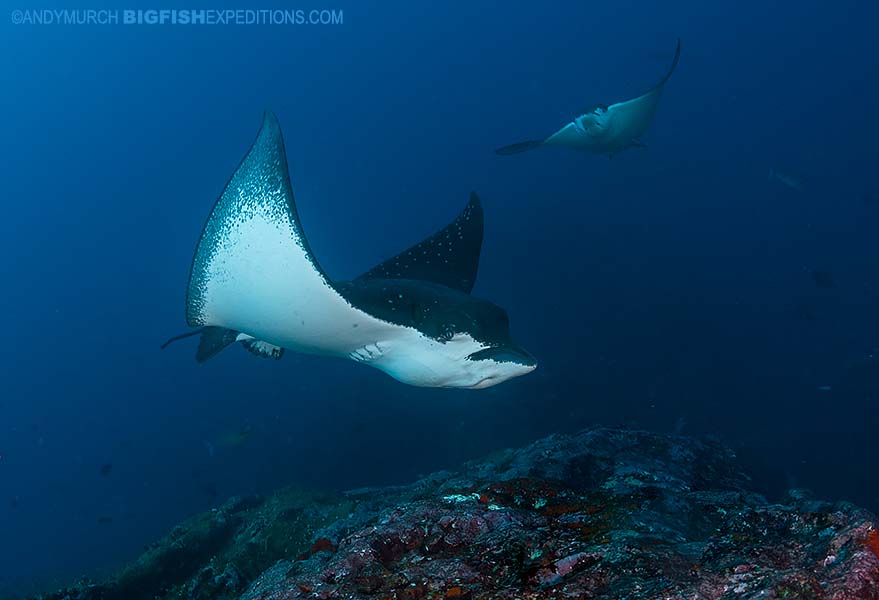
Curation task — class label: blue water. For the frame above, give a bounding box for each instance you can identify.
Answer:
[2,1,878,595]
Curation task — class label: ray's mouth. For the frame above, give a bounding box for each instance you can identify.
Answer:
[467,345,536,368]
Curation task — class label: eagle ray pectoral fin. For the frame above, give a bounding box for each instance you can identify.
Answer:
[354,192,484,294]
[186,111,366,359]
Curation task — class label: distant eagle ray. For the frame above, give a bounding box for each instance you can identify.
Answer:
[496,39,681,158]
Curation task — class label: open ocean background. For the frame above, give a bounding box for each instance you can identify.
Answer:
[2,1,878,596]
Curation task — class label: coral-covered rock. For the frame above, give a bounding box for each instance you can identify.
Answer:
[31,429,879,600]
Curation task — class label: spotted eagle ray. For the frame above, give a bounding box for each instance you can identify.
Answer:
[496,39,681,157]
[163,112,536,389]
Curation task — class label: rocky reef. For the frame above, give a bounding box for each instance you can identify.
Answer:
[33,428,879,600]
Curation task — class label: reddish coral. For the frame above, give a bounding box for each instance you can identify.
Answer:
[31,428,879,600]
[395,581,427,600]
[297,537,337,560]
[867,529,879,559]
[541,503,589,517]
[310,537,337,554]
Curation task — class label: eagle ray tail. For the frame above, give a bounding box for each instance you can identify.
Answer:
[160,327,206,349]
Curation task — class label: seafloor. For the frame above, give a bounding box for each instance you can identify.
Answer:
[32,428,879,600]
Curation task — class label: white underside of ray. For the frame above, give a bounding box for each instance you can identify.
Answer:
[346,331,516,389]
[605,89,662,141]
[185,113,522,388]
[543,88,663,154]
[199,215,505,384]
[187,113,400,357]
[196,205,394,355]
[196,207,509,385]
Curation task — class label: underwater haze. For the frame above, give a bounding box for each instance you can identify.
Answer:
[2,0,879,595]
